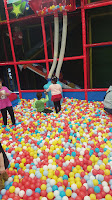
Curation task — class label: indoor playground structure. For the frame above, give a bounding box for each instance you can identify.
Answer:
[1,0,112,200]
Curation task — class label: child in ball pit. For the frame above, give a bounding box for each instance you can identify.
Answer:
[33,91,53,113]
[0,78,15,126]
[46,76,62,113]
[0,143,9,190]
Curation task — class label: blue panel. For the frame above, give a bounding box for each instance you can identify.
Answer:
[21,91,106,102]
[12,99,20,107]
[22,92,45,100]
[88,91,106,101]
[63,92,85,100]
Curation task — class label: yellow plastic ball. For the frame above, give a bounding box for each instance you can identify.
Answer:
[9,186,15,193]
[19,163,24,168]
[41,184,46,190]
[103,158,108,165]
[21,158,26,163]
[10,163,15,168]
[90,194,96,200]
[66,189,72,197]
[47,192,54,199]
[93,179,98,186]
[105,194,112,200]
[76,181,82,189]
[105,169,110,175]
[87,166,92,172]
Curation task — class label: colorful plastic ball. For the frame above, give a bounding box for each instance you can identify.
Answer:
[105,194,112,200]
[26,189,33,196]
[103,186,110,193]
[9,186,15,193]
[66,189,72,197]
[1,189,6,195]
[60,191,66,197]
[19,190,25,197]
[47,192,54,199]
[94,186,100,193]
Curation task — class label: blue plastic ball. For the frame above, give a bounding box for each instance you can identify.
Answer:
[94,186,100,193]
[26,189,32,196]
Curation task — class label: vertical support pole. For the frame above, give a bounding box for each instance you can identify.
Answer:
[86,12,90,88]
[49,22,54,58]
[3,0,22,98]
[89,16,93,88]
[41,17,49,76]
[81,0,88,100]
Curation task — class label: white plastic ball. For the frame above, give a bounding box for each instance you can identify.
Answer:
[103,186,110,193]
[84,196,90,200]
[43,165,48,170]
[8,177,13,182]
[62,197,69,200]
[54,190,59,197]
[90,176,95,180]
[15,187,20,195]
[50,179,56,186]
[102,181,108,186]
[71,183,77,191]
[83,183,88,189]
[94,165,99,170]
[30,173,35,179]
[19,190,25,197]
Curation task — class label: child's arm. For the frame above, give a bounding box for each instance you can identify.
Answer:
[5,87,11,97]
[0,153,5,174]
[46,85,51,93]
[41,95,49,103]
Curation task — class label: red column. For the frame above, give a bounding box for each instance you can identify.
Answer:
[81,0,88,100]
[3,0,22,98]
[41,17,49,76]
[86,12,90,88]
[49,22,54,58]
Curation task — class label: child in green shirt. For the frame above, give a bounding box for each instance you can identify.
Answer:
[33,92,52,113]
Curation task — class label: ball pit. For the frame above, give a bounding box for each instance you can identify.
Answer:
[0,97,112,200]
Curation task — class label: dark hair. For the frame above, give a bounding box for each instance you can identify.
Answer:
[51,76,57,84]
[36,92,42,99]
[0,78,2,83]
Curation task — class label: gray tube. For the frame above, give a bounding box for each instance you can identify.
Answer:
[55,13,67,78]
[48,15,59,79]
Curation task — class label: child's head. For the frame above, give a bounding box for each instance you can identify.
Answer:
[36,92,42,100]
[0,79,2,89]
[14,26,20,32]
[51,76,57,84]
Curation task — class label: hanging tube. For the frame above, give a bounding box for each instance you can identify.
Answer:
[48,13,59,79]
[55,12,67,78]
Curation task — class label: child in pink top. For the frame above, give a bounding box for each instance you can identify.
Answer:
[46,76,62,113]
[0,79,15,125]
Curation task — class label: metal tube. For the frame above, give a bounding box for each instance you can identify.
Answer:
[81,0,88,100]
[86,41,112,47]
[85,1,112,9]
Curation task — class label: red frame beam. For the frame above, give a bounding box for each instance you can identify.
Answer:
[84,0,112,9]
[41,17,49,75]
[21,88,107,92]
[86,41,112,48]
[0,56,84,66]
[81,0,88,100]
[3,0,22,98]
